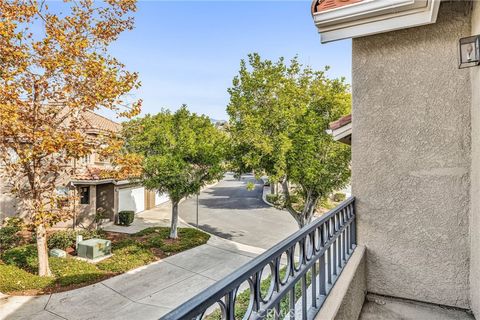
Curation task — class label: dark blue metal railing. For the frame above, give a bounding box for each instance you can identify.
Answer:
[162,197,356,320]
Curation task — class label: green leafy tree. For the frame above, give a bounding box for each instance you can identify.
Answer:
[227,53,351,228]
[123,106,227,238]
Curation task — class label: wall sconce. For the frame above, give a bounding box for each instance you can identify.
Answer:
[459,35,480,69]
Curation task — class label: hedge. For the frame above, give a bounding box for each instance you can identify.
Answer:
[118,211,135,226]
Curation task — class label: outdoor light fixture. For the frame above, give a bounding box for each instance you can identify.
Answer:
[459,35,480,69]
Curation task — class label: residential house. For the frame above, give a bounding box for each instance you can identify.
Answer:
[0,111,168,228]
[164,1,480,319]
[312,0,480,318]
[329,114,351,145]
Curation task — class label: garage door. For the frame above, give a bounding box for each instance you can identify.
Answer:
[155,192,169,206]
[119,186,145,213]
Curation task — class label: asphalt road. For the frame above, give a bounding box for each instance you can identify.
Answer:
[179,173,298,249]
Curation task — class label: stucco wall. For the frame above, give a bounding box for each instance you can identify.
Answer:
[470,2,480,317]
[352,2,471,308]
[0,183,17,222]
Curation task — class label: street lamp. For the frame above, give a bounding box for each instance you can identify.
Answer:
[459,35,480,69]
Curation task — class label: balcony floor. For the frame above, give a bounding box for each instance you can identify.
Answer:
[359,294,475,320]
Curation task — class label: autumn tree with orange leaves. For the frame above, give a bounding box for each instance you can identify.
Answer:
[0,0,141,276]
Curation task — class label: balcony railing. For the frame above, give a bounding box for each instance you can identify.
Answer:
[162,197,356,320]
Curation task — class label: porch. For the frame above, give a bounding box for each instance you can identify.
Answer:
[162,197,475,320]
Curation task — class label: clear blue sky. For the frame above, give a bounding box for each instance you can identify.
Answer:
[58,1,352,120]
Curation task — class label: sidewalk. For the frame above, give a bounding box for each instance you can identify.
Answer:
[0,197,265,320]
[102,200,190,234]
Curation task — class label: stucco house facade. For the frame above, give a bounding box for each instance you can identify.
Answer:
[0,111,168,228]
[312,0,480,318]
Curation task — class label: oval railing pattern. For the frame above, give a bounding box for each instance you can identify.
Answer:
[162,197,356,320]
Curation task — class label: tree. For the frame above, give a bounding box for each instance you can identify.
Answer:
[0,0,141,276]
[227,53,351,228]
[123,106,227,239]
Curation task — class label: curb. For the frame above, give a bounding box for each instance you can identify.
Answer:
[177,180,220,227]
[262,185,277,208]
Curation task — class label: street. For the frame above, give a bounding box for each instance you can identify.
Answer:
[179,173,298,249]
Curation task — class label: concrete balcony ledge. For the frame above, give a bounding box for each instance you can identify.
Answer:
[315,245,367,320]
[313,245,475,320]
[360,294,475,320]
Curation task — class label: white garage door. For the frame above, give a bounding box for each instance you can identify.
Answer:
[155,192,169,206]
[119,186,145,213]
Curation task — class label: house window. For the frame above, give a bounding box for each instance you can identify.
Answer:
[81,154,91,164]
[80,187,90,204]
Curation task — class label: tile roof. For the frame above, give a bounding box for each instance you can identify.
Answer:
[82,111,122,133]
[74,166,107,181]
[329,114,352,130]
[312,0,363,14]
[74,166,123,182]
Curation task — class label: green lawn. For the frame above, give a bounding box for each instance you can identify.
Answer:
[0,227,210,295]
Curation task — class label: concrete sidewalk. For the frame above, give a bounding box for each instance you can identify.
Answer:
[0,235,264,320]
[102,200,191,234]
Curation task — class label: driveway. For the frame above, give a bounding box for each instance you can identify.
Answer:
[179,173,298,249]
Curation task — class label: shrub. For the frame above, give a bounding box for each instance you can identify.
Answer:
[266,193,280,205]
[47,231,75,251]
[1,244,38,272]
[118,211,135,226]
[332,192,346,202]
[3,217,24,229]
[0,263,54,293]
[0,225,22,251]
[47,229,107,250]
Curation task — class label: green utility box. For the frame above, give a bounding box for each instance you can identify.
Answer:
[50,248,67,258]
[77,238,111,260]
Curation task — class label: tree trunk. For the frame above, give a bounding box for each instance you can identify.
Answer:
[36,224,52,277]
[303,195,319,227]
[296,217,305,229]
[271,182,276,195]
[280,177,319,230]
[169,200,179,239]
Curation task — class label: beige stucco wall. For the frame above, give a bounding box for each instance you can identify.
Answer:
[0,182,17,222]
[470,2,480,317]
[352,2,472,308]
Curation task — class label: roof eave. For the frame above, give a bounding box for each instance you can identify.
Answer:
[312,0,441,43]
[331,122,352,145]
